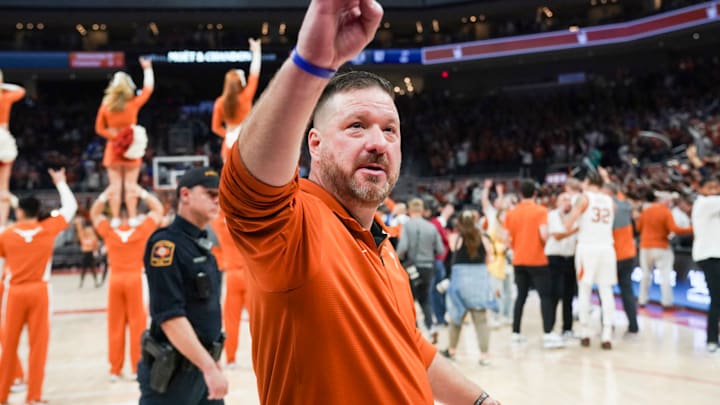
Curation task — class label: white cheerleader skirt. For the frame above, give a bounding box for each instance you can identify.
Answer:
[0,128,18,163]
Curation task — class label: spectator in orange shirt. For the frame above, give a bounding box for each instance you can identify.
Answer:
[637,193,693,308]
[504,180,563,348]
[0,168,77,405]
[218,1,500,404]
[211,39,262,163]
[90,184,164,381]
[0,70,25,230]
[95,57,154,228]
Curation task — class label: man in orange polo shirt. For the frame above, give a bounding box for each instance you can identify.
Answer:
[0,168,77,405]
[218,1,500,404]
[637,193,693,308]
[504,180,562,348]
[90,184,164,381]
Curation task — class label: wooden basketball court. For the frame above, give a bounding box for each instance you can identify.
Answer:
[3,272,718,404]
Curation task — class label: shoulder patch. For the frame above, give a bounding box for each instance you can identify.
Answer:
[150,240,175,267]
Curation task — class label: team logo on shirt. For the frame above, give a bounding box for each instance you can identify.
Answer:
[150,240,175,267]
[13,227,42,243]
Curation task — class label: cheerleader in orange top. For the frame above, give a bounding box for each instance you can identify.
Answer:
[95,57,154,228]
[0,69,26,230]
[211,38,262,162]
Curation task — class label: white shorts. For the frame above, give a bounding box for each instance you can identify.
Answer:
[575,244,617,286]
[0,128,18,163]
[224,125,242,149]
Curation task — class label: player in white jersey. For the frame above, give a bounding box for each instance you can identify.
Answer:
[564,171,617,349]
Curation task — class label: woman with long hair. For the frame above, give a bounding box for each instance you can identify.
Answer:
[95,57,154,228]
[444,210,495,365]
[212,38,262,162]
[0,70,25,230]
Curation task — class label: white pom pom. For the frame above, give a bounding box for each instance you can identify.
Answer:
[0,128,18,163]
[124,125,148,159]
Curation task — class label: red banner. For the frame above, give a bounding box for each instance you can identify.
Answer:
[69,52,125,68]
[423,2,720,64]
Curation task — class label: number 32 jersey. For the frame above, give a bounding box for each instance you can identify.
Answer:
[578,191,615,247]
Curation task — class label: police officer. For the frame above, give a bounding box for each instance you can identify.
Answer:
[139,167,228,404]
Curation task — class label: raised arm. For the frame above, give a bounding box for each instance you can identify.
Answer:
[74,217,84,240]
[234,0,383,187]
[90,187,112,228]
[49,168,77,223]
[248,38,262,78]
[481,179,492,215]
[134,56,155,107]
[135,184,165,223]
[1,83,26,102]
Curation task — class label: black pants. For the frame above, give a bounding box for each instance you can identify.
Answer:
[513,265,554,334]
[698,258,720,344]
[79,252,97,287]
[617,258,639,333]
[548,256,576,333]
[411,266,436,330]
[138,358,224,405]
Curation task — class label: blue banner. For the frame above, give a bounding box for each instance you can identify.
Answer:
[0,51,68,68]
[350,49,422,65]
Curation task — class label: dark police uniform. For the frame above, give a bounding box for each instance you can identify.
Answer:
[138,214,224,405]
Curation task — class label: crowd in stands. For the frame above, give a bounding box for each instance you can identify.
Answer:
[401,55,720,178]
[6,55,719,209]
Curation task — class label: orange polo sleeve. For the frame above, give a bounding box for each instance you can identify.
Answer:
[219,144,307,292]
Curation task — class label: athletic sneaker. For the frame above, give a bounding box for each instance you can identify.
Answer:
[708,342,718,353]
[226,362,238,370]
[109,373,121,383]
[10,381,27,393]
[110,218,121,228]
[543,333,565,349]
[128,216,141,228]
[511,333,527,343]
[562,330,578,339]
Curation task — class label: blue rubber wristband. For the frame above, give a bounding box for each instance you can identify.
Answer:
[290,48,337,79]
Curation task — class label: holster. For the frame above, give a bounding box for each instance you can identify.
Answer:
[141,330,179,394]
[209,332,226,361]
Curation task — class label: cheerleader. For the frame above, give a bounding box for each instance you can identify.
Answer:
[211,38,262,162]
[0,70,25,230]
[95,57,154,228]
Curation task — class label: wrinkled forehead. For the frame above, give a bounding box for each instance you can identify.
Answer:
[314,87,398,125]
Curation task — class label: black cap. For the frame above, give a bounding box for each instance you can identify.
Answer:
[177,166,220,191]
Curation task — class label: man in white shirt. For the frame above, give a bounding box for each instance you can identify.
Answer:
[691,176,720,352]
[545,193,578,340]
[564,172,617,350]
